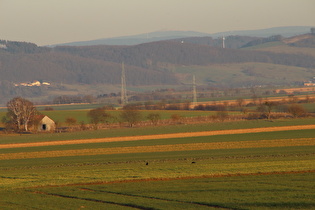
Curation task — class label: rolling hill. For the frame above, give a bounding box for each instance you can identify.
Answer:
[0,31,315,105]
[52,26,312,47]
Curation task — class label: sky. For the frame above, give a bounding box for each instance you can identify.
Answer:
[1,0,314,46]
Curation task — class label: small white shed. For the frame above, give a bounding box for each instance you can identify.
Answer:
[38,116,56,132]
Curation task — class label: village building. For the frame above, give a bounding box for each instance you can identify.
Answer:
[14,80,51,87]
[0,44,7,49]
[304,82,315,86]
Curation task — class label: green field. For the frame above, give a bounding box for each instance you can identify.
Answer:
[0,109,221,127]
[2,173,313,210]
[1,117,315,143]
[40,109,219,124]
[174,62,315,87]
[0,117,314,209]
[255,44,315,58]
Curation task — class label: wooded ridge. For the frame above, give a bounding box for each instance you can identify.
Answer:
[0,33,315,104]
[1,34,315,85]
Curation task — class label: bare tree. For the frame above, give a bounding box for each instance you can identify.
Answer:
[120,109,142,127]
[287,104,308,118]
[147,112,161,125]
[87,107,112,129]
[216,111,228,121]
[257,101,276,120]
[170,114,182,124]
[65,117,77,127]
[6,97,36,132]
[264,101,276,120]
[236,98,245,110]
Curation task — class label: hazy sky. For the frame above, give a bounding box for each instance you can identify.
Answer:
[1,0,314,46]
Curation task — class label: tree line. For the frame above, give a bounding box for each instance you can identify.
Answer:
[1,96,313,133]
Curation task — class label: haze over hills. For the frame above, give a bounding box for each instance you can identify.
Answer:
[0,26,315,105]
[52,31,210,47]
[52,26,312,47]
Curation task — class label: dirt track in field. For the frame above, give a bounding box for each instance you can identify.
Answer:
[1,124,315,149]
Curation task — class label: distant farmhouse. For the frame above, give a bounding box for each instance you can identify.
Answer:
[37,116,55,132]
[304,76,315,86]
[304,82,315,87]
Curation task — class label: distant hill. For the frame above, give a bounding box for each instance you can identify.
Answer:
[241,33,315,49]
[211,26,313,38]
[284,34,315,48]
[54,40,315,69]
[1,37,314,85]
[171,36,260,49]
[52,26,313,47]
[52,31,210,47]
[1,31,315,105]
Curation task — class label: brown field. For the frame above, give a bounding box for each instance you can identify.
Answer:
[1,124,315,149]
[193,95,315,108]
[275,87,315,94]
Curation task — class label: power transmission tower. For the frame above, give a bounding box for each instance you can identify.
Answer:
[193,75,197,108]
[121,62,128,106]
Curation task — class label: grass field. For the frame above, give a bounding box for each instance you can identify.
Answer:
[40,109,220,125]
[254,44,315,58]
[0,117,314,209]
[1,117,315,142]
[174,62,315,87]
[0,109,221,127]
[1,172,314,210]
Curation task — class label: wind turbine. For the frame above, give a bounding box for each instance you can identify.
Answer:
[222,36,225,49]
[121,62,128,106]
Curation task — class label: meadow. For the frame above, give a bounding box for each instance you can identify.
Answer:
[0,116,314,209]
[174,62,315,87]
[2,173,314,209]
[1,117,315,143]
[39,109,220,125]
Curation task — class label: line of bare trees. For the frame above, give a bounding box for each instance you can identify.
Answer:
[1,95,313,133]
[2,97,38,132]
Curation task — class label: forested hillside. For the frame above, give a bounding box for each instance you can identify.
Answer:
[2,36,315,85]
[171,36,259,49]
[55,40,315,69]
[0,33,315,105]
[0,51,177,85]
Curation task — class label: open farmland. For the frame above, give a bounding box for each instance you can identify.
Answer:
[1,118,315,209]
[2,172,313,210]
